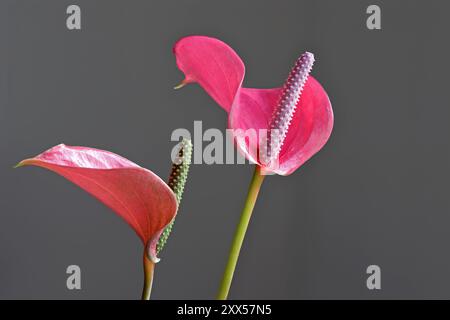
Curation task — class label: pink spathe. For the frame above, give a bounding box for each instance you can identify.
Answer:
[174,36,333,175]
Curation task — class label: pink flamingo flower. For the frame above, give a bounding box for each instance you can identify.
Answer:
[174,35,333,175]
[16,143,192,299]
[173,35,334,299]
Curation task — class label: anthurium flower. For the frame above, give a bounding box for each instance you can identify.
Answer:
[173,35,333,175]
[173,35,334,299]
[16,141,192,299]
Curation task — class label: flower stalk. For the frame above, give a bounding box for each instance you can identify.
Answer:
[141,253,155,300]
[217,165,265,300]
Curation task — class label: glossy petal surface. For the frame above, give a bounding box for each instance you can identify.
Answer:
[17,144,178,260]
[174,35,245,112]
[174,36,334,175]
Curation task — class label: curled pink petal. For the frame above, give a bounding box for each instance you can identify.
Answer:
[173,35,245,112]
[17,144,178,262]
[174,36,333,175]
[231,78,333,175]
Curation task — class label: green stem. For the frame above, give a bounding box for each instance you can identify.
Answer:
[141,252,155,300]
[217,165,266,300]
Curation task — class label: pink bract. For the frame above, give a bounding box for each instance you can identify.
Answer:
[17,144,178,262]
[174,35,334,175]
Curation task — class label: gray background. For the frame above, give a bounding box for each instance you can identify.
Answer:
[0,0,449,299]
